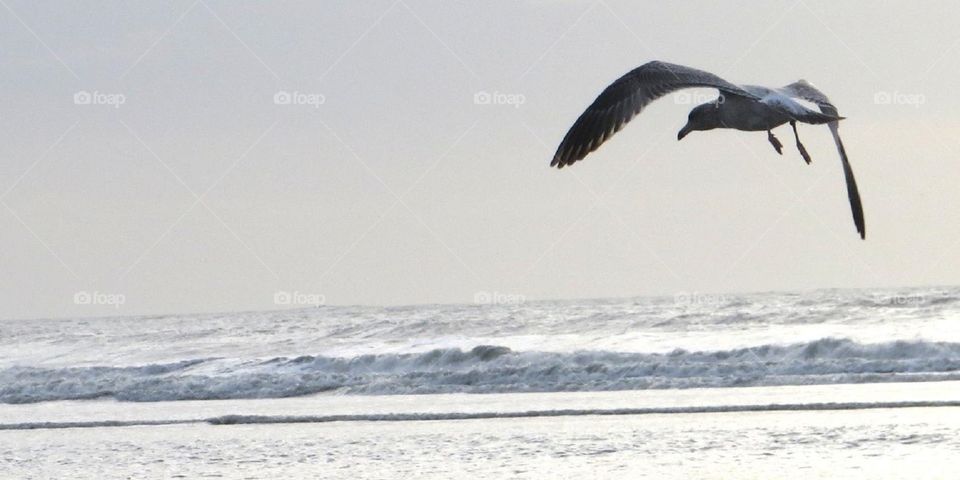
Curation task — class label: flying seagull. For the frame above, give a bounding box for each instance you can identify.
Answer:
[551,61,865,239]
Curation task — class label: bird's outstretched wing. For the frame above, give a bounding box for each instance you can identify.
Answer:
[779,80,865,239]
[744,86,843,125]
[552,61,758,168]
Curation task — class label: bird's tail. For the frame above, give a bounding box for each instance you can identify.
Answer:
[802,111,845,125]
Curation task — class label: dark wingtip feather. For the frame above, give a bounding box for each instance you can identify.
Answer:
[837,137,866,240]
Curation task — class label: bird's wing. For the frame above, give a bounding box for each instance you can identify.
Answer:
[552,61,759,168]
[779,80,865,239]
[756,90,844,125]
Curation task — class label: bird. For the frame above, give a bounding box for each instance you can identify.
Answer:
[551,60,865,240]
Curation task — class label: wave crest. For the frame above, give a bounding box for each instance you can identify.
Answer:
[3,338,959,404]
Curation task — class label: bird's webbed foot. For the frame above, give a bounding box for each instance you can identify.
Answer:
[767,130,783,155]
[790,121,812,165]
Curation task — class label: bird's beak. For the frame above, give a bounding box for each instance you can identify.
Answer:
[677,124,693,141]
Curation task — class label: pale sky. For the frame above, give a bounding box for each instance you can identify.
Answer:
[2,0,959,319]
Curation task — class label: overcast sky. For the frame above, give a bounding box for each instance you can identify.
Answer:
[2,0,959,319]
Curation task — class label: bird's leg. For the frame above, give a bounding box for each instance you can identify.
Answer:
[790,121,812,165]
[767,130,783,155]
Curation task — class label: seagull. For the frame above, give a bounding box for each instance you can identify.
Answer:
[551,61,865,239]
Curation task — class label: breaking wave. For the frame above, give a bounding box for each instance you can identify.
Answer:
[3,338,960,404]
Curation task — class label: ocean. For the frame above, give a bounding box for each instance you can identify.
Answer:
[2,286,959,478]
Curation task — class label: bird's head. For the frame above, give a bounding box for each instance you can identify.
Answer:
[678,101,722,140]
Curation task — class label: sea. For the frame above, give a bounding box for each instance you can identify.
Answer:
[2,286,959,479]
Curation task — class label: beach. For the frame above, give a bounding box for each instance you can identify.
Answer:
[2,383,959,479]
